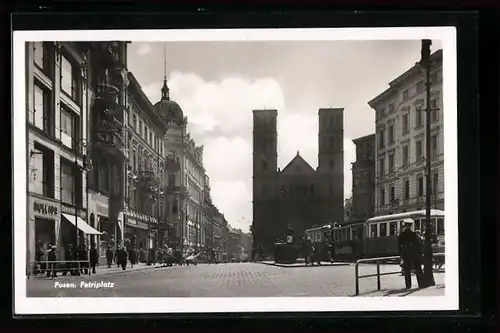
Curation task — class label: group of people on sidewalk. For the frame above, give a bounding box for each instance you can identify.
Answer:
[300,237,335,266]
[34,242,99,279]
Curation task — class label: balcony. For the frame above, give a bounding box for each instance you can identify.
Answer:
[138,170,159,184]
[94,80,123,112]
[94,130,126,159]
[165,156,181,172]
[166,185,189,197]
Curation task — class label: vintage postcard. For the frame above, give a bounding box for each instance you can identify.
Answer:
[13,27,458,314]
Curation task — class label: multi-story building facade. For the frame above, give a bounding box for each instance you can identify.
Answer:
[154,77,207,254]
[368,50,444,216]
[203,175,214,249]
[124,72,167,252]
[26,42,97,264]
[351,134,376,221]
[227,227,242,259]
[344,197,353,223]
[87,42,130,263]
[252,108,344,254]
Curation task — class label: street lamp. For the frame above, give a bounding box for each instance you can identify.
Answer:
[419,39,436,287]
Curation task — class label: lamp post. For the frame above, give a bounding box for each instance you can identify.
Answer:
[420,39,436,287]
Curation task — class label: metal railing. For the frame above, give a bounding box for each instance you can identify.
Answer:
[354,253,445,295]
[28,260,91,279]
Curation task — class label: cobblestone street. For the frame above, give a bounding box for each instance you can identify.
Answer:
[26,262,445,297]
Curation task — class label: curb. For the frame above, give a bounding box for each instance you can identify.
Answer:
[260,262,351,268]
[29,265,164,280]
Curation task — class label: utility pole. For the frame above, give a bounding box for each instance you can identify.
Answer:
[420,39,436,287]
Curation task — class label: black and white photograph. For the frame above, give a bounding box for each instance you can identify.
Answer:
[13,27,458,314]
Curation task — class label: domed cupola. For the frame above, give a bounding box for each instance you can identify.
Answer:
[153,48,184,126]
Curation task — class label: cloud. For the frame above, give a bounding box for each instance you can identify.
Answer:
[142,72,356,232]
[136,44,152,56]
[210,180,251,232]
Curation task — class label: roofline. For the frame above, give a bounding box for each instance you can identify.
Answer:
[352,133,375,144]
[253,109,278,113]
[127,72,168,134]
[368,49,443,109]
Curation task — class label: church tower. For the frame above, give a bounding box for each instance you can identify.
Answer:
[317,108,344,223]
[252,109,278,251]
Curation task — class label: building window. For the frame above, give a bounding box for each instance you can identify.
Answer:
[380,187,385,206]
[402,145,409,166]
[431,98,439,121]
[402,89,409,101]
[416,140,423,162]
[133,114,137,131]
[145,126,148,141]
[431,134,438,159]
[32,82,52,134]
[402,113,409,134]
[33,42,53,77]
[61,54,80,103]
[149,132,153,147]
[388,154,394,174]
[139,121,143,136]
[60,159,76,205]
[379,157,384,177]
[404,179,410,199]
[388,124,394,144]
[60,106,75,148]
[32,143,55,198]
[388,103,395,114]
[378,129,385,149]
[417,175,424,197]
[433,172,439,194]
[390,186,395,202]
[431,71,438,84]
[416,80,425,94]
[98,163,109,194]
[416,107,423,128]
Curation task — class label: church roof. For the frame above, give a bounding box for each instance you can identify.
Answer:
[280,151,316,176]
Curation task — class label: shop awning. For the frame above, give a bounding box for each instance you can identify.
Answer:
[62,213,103,235]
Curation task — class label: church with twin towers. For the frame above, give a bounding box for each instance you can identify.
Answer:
[252,108,344,254]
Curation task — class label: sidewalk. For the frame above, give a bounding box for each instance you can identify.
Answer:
[355,270,446,297]
[260,260,350,268]
[29,262,164,280]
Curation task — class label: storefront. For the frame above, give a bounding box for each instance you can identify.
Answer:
[87,192,118,260]
[60,203,101,260]
[125,211,157,251]
[28,195,61,264]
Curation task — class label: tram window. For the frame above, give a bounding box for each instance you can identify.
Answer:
[352,227,357,240]
[389,222,398,236]
[380,223,388,237]
[437,218,444,236]
[414,219,421,231]
[370,224,378,237]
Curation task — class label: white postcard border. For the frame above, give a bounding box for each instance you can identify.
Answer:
[13,27,458,314]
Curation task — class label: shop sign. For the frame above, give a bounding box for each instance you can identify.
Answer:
[61,204,87,220]
[33,199,59,218]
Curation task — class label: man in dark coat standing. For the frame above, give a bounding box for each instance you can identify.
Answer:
[117,246,128,270]
[47,245,57,278]
[398,223,424,289]
[89,244,99,274]
[106,246,114,268]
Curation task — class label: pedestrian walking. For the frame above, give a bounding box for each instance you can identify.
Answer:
[47,245,57,278]
[79,244,89,275]
[398,223,424,289]
[129,247,137,268]
[117,246,128,270]
[106,246,114,268]
[90,244,99,275]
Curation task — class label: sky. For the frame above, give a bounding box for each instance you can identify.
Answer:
[127,39,442,233]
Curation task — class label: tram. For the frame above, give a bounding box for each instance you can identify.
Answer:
[331,209,445,261]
